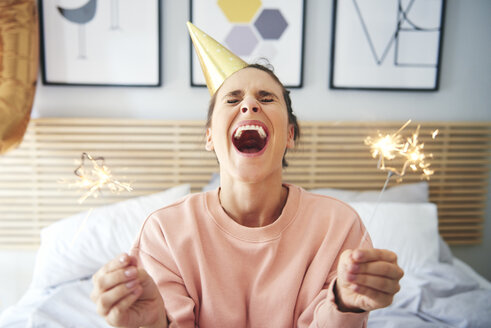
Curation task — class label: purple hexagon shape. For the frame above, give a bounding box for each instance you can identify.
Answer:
[254,9,288,40]
[224,25,258,57]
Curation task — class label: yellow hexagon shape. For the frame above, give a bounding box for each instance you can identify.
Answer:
[217,0,262,23]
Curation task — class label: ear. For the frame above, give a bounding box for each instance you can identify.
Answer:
[286,124,295,149]
[205,127,214,151]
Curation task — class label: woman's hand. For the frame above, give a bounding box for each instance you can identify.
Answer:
[91,253,167,328]
[335,248,404,312]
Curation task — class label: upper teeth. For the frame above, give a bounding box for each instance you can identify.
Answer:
[234,125,267,139]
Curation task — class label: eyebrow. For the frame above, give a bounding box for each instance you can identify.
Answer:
[257,90,279,99]
[223,90,243,99]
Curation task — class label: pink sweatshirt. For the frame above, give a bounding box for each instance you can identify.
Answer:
[131,184,371,327]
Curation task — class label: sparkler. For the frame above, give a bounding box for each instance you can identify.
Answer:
[364,120,436,181]
[71,152,132,204]
[60,152,132,245]
[359,121,438,247]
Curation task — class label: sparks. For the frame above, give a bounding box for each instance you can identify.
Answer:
[365,120,437,180]
[69,152,133,203]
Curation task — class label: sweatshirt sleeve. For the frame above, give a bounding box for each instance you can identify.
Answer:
[131,214,197,328]
[303,277,369,328]
[297,207,372,328]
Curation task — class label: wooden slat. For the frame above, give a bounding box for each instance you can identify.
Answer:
[0,119,490,248]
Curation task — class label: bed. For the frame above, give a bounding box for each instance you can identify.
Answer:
[1,118,490,327]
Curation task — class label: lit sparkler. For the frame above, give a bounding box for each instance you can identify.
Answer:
[359,121,438,247]
[59,152,133,245]
[364,120,436,181]
[71,152,132,204]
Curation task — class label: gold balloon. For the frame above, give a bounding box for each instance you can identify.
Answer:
[0,0,38,154]
[187,22,247,95]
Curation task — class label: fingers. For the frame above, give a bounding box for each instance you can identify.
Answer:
[96,279,142,316]
[92,253,126,287]
[344,249,403,293]
[336,248,405,311]
[346,271,401,295]
[91,253,141,317]
[92,253,137,290]
[105,286,143,327]
[103,253,136,276]
[351,248,398,264]
[349,261,404,280]
[349,284,395,309]
[95,265,139,293]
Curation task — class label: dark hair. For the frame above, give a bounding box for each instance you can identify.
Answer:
[206,63,300,168]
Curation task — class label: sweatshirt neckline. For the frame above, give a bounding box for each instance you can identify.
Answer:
[205,183,301,242]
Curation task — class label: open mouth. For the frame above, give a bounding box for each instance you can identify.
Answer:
[232,122,269,154]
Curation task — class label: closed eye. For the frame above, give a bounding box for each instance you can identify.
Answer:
[257,90,278,103]
[226,99,239,104]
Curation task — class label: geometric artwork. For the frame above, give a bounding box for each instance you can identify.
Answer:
[39,0,161,86]
[330,0,445,91]
[190,0,305,88]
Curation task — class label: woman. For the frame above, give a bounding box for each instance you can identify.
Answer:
[91,24,403,328]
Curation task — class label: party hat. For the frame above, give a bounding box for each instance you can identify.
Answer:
[187,22,248,95]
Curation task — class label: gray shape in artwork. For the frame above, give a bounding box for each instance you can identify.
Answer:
[57,0,97,24]
[57,0,98,59]
[254,9,288,40]
[225,25,258,56]
[110,0,120,29]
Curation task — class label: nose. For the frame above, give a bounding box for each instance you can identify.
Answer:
[241,97,259,114]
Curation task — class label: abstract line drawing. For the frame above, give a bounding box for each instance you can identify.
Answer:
[57,0,97,59]
[330,0,444,90]
[352,0,441,68]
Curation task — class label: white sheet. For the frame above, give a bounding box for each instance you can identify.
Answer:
[369,260,491,328]
[0,279,110,328]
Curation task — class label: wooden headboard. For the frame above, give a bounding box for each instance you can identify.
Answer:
[1,118,490,248]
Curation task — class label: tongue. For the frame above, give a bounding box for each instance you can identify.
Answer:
[234,130,265,153]
[241,141,261,153]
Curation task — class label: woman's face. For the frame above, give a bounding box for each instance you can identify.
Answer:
[206,67,295,183]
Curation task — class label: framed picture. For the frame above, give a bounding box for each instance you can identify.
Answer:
[190,0,306,88]
[330,0,445,91]
[39,0,161,86]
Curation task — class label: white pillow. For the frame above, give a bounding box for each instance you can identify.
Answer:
[349,202,439,273]
[31,184,191,289]
[311,182,429,203]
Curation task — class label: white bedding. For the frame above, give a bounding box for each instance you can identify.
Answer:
[2,254,489,328]
[1,182,490,327]
[0,279,108,328]
[369,258,491,328]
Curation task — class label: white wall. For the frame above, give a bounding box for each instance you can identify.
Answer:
[31,0,491,278]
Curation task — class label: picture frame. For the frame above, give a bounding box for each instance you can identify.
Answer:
[190,0,306,88]
[329,0,445,91]
[39,0,161,87]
